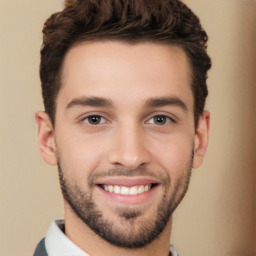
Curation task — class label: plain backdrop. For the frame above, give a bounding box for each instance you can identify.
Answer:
[0,0,255,255]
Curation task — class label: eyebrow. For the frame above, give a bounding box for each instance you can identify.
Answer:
[66,96,114,109]
[66,95,188,111]
[145,96,188,111]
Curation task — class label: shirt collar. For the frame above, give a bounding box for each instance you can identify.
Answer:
[45,220,89,256]
[170,244,179,256]
[45,219,179,256]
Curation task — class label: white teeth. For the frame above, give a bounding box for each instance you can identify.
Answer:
[108,185,114,193]
[102,184,152,195]
[114,185,121,194]
[145,185,150,192]
[120,186,129,195]
[138,185,145,194]
[129,186,137,195]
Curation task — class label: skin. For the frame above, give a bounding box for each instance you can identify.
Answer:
[36,41,210,256]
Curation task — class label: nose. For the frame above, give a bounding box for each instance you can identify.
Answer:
[107,124,151,170]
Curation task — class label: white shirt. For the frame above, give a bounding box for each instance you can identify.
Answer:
[45,220,179,256]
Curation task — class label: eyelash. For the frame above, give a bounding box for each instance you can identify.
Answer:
[82,114,176,126]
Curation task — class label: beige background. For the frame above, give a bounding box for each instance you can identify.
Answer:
[0,0,255,255]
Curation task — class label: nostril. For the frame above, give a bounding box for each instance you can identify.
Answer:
[108,153,151,170]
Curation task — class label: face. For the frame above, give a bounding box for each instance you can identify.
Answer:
[36,41,209,248]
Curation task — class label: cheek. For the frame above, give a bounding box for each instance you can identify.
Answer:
[149,134,193,178]
[55,132,105,180]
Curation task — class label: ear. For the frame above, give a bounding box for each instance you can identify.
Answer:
[35,111,57,166]
[193,110,210,169]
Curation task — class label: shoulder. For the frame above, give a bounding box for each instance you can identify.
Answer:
[33,238,48,256]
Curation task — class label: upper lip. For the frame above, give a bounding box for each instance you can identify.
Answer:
[95,177,159,187]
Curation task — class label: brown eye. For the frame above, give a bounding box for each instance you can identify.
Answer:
[147,115,173,125]
[153,116,167,125]
[84,115,106,125]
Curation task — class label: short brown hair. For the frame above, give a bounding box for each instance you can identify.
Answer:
[40,0,211,126]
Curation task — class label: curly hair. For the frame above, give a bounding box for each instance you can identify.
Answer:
[40,0,211,126]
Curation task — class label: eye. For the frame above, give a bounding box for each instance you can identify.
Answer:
[83,115,107,125]
[147,115,174,125]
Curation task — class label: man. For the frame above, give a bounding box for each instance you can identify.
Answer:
[34,0,211,255]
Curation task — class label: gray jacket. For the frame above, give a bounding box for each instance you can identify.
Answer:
[33,238,48,256]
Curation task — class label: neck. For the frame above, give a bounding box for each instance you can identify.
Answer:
[64,203,173,256]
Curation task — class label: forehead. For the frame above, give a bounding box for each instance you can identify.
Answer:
[58,41,193,110]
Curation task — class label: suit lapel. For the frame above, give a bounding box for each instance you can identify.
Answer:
[33,238,48,256]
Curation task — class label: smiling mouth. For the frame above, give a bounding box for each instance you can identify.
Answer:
[99,184,158,196]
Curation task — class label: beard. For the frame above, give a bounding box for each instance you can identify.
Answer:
[57,154,193,249]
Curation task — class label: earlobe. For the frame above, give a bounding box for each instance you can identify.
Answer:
[193,110,210,169]
[35,111,57,166]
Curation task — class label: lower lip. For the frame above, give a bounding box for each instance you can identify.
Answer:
[97,185,158,205]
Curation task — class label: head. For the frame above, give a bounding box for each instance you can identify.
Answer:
[36,0,211,251]
[40,0,211,127]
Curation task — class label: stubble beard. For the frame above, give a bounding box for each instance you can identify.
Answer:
[57,156,193,249]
